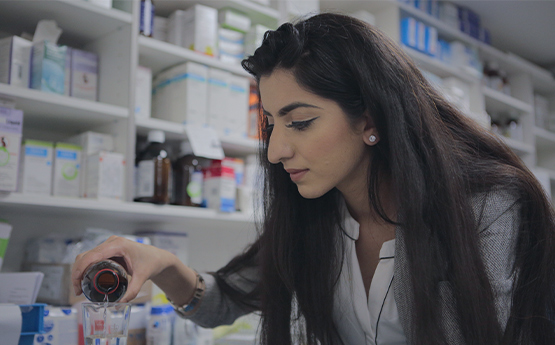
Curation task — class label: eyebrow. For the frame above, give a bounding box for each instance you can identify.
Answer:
[263,102,322,117]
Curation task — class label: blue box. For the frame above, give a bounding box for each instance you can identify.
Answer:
[18,304,46,345]
[31,41,67,95]
[401,17,418,49]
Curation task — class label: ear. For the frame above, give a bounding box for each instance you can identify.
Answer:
[361,113,379,146]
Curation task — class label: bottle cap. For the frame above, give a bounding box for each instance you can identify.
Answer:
[151,304,174,315]
[148,130,165,144]
[180,141,194,156]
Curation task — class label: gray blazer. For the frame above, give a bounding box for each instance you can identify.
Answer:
[188,190,520,344]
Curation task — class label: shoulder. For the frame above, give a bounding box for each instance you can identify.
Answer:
[470,188,521,232]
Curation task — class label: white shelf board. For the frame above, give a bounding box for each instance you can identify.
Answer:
[153,0,279,27]
[534,126,555,151]
[0,0,132,46]
[135,117,259,155]
[497,135,535,156]
[0,84,128,130]
[320,0,397,14]
[0,192,253,226]
[482,87,533,115]
[402,46,479,83]
[138,36,251,77]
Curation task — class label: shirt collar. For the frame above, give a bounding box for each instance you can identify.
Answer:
[340,197,360,241]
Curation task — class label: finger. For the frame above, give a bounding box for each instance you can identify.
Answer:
[120,274,145,303]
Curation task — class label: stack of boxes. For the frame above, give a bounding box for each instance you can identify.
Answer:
[0,35,98,101]
[16,131,125,201]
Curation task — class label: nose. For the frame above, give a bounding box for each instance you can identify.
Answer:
[267,127,294,164]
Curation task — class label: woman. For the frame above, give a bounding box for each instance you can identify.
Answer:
[72,13,555,345]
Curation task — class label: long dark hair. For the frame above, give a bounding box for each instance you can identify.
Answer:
[214,13,555,345]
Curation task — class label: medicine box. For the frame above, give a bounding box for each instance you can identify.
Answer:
[33,307,78,345]
[152,62,209,125]
[0,221,12,271]
[135,66,152,119]
[228,75,249,137]
[18,140,53,195]
[85,150,125,200]
[52,143,81,198]
[31,41,67,95]
[218,9,251,33]
[245,24,271,56]
[207,68,231,133]
[67,131,114,197]
[181,4,218,56]
[203,160,236,212]
[69,48,99,101]
[64,47,71,96]
[0,106,23,192]
[0,36,32,88]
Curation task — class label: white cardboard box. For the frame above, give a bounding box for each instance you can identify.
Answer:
[152,62,208,125]
[135,66,152,119]
[0,36,32,88]
[52,143,81,198]
[85,150,125,200]
[228,75,249,137]
[18,139,53,195]
[207,68,231,133]
[69,48,98,101]
[67,131,114,197]
[181,4,218,56]
[0,106,24,192]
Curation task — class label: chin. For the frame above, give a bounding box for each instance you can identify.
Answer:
[296,185,328,199]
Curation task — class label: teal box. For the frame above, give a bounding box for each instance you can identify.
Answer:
[31,41,66,95]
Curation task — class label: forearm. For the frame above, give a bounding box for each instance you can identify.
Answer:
[150,251,197,306]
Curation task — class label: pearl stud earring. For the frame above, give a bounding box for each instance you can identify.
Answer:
[369,135,377,143]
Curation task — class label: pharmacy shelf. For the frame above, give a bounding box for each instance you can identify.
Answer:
[0,192,253,227]
[402,46,479,83]
[393,1,555,94]
[154,0,280,27]
[138,36,251,76]
[498,135,535,156]
[320,0,397,14]
[135,117,259,155]
[0,0,132,46]
[534,126,555,151]
[482,86,533,115]
[0,84,128,130]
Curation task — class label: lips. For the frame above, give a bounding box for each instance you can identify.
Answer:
[285,168,309,182]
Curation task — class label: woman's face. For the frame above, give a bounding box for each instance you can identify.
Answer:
[259,69,375,199]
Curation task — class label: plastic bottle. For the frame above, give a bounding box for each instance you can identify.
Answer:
[146,305,174,345]
[135,130,172,204]
[172,141,206,206]
[81,260,128,303]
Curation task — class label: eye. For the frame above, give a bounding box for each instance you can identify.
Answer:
[285,117,319,131]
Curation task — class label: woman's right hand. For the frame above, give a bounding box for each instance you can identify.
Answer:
[71,235,178,303]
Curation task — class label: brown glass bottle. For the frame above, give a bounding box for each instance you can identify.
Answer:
[172,141,207,207]
[134,130,171,204]
[81,260,128,303]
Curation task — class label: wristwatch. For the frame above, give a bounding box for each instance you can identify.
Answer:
[167,271,205,317]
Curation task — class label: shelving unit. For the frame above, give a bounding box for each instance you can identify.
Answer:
[0,0,274,273]
[1,0,554,274]
[138,36,251,76]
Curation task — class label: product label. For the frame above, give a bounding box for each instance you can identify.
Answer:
[187,170,203,204]
[137,160,155,197]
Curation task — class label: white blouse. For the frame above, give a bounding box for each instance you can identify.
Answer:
[333,212,407,345]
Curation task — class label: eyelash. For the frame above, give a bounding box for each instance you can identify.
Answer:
[262,117,319,133]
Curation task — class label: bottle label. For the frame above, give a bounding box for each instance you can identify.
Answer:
[187,171,203,204]
[137,160,155,197]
